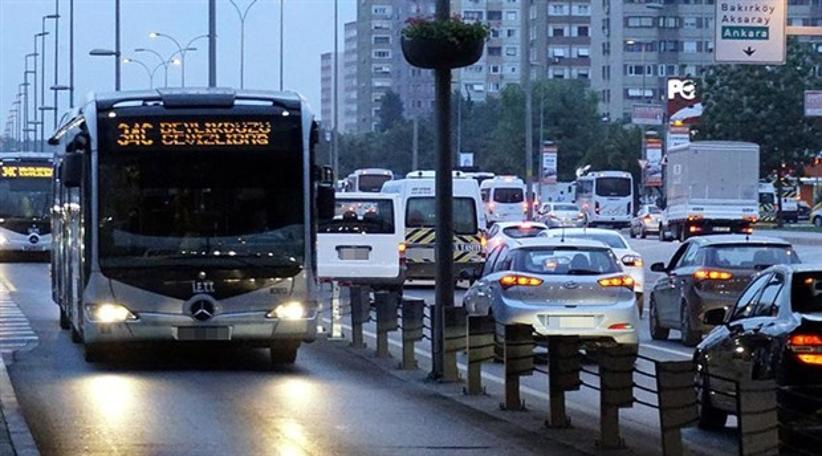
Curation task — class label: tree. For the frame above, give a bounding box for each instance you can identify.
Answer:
[377,90,405,132]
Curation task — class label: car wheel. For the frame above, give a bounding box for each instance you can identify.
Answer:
[649,296,669,341]
[639,226,647,239]
[629,226,636,238]
[635,292,644,319]
[658,226,666,242]
[59,306,70,330]
[814,216,822,228]
[83,343,106,363]
[680,303,701,347]
[678,225,688,242]
[270,340,300,366]
[697,372,728,430]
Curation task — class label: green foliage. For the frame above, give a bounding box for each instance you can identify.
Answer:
[696,38,822,176]
[402,16,489,45]
[377,90,404,132]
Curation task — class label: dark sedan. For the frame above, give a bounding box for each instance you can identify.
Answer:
[648,235,800,346]
[694,265,822,451]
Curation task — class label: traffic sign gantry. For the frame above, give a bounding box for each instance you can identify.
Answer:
[714,0,787,65]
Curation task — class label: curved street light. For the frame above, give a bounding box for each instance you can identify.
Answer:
[89,48,121,91]
[149,32,208,87]
[122,57,154,89]
[228,0,259,89]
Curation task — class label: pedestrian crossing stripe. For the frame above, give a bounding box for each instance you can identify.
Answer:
[0,299,37,354]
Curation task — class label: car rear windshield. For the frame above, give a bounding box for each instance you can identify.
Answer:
[555,233,628,249]
[517,247,620,275]
[703,245,800,269]
[493,188,524,204]
[502,226,546,239]
[792,272,822,313]
[553,204,578,212]
[320,199,395,234]
[406,197,478,234]
[595,177,631,197]
[647,206,661,214]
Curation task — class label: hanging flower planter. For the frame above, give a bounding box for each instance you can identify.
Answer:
[401,16,488,70]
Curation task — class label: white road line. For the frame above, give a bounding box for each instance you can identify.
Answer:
[0,298,37,354]
[640,343,692,358]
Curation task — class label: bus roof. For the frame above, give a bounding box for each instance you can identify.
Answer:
[0,152,52,161]
[89,88,304,111]
[581,171,632,179]
[352,168,393,176]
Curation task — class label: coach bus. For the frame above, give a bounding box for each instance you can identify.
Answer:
[576,171,634,228]
[49,89,334,365]
[0,152,53,255]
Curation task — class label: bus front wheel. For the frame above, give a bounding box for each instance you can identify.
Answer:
[270,340,300,366]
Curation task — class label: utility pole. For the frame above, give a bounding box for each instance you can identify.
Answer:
[279,0,285,91]
[521,0,533,219]
[432,0,454,381]
[412,117,419,170]
[69,0,74,106]
[53,0,60,128]
[332,0,339,175]
[208,0,217,87]
[115,0,121,91]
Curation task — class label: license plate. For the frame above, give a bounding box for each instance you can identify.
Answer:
[713,227,731,233]
[338,247,370,260]
[177,326,230,341]
[558,316,596,329]
[456,244,481,252]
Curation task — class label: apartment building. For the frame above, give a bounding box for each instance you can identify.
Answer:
[320,22,359,135]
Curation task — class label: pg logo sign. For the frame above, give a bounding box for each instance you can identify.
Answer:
[668,79,697,101]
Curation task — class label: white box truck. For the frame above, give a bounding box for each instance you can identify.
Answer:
[661,141,760,241]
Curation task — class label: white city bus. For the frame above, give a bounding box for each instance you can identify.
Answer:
[0,152,53,255]
[576,171,634,228]
[342,168,394,192]
[49,89,334,365]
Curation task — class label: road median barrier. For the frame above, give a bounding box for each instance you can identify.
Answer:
[498,324,534,411]
[348,286,371,349]
[464,315,495,395]
[399,297,425,370]
[373,291,400,358]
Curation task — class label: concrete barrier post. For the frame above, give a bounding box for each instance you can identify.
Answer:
[547,336,581,428]
[465,315,495,395]
[442,307,467,382]
[656,360,698,456]
[400,297,425,370]
[374,291,400,358]
[498,323,534,411]
[328,281,345,340]
[737,379,778,456]
[349,286,371,349]
[597,344,637,449]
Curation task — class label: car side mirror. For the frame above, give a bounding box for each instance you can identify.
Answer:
[61,153,83,188]
[317,184,335,222]
[650,262,667,273]
[703,308,727,326]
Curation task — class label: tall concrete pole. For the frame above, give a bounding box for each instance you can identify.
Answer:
[332,0,339,175]
[279,0,285,91]
[412,117,419,170]
[432,0,454,381]
[53,0,60,128]
[521,0,533,219]
[208,0,217,87]
[115,0,121,91]
[69,0,74,106]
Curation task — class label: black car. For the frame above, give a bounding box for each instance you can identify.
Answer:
[648,235,800,346]
[694,265,822,450]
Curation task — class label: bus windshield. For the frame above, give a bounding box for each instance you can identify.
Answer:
[98,116,304,275]
[595,177,631,197]
[357,174,392,192]
[0,174,51,220]
[406,197,477,234]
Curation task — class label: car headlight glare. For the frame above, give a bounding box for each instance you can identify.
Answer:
[89,303,137,323]
[0,234,7,245]
[268,301,305,320]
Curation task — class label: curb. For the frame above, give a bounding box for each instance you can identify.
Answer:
[0,355,38,456]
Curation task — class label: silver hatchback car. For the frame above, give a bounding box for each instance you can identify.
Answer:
[464,237,639,346]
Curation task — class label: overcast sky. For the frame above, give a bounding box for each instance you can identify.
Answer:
[0,0,355,133]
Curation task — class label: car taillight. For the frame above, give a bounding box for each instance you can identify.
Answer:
[499,275,543,289]
[488,202,496,213]
[788,333,822,365]
[643,214,652,221]
[398,242,407,264]
[595,202,601,214]
[608,323,634,331]
[693,269,733,281]
[621,255,643,267]
[522,202,529,212]
[598,275,634,290]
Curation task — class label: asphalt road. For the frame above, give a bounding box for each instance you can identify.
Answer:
[0,263,578,456]
[3,232,822,455]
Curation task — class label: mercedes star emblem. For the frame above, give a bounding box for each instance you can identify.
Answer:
[190,300,215,321]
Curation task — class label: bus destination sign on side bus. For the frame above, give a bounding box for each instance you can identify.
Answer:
[0,165,53,179]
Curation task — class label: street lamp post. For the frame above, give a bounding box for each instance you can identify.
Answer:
[279,0,284,91]
[38,24,52,149]
[122,57,155,89]
[52,1,60,127]
[135,48,170,87]
[31,36,42,151]
[89,49,121,89]
[149,32,208,87]
[43,13,59,131]
[229,0,260,89]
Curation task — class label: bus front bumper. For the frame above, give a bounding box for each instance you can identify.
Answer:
[0,235,51,253]
[83,311,318,346]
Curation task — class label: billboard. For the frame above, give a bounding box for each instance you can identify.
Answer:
[541,142,558,185]
[631,104,665,126]
[644,137,663,187]
[667,78,703,126]
[667,124,691,151]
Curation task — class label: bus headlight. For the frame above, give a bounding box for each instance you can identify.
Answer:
[0,234,7,245]
[267,301,305,320]
[87,303,137,323]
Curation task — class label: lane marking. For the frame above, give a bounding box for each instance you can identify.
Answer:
[0,276,17,293]
[639,343,691,358]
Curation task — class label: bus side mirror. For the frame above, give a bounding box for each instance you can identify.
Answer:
[317,184,335,221]
[61,153,82,188]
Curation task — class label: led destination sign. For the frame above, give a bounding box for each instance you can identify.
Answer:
[0,165,53,179]
[116,120,273,147]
